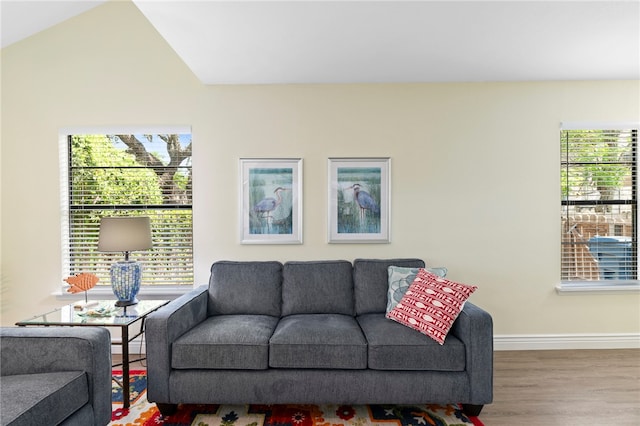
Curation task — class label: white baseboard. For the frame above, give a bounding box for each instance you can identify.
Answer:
[111,337,146,355]
[494,333,640,350]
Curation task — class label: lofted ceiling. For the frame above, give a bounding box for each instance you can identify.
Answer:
[1,0,639,85]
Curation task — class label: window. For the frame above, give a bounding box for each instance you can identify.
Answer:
[62,132,193,287]
[561,125,638,286]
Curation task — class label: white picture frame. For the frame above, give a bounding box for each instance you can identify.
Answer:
[240,158,303,244]
[328,157,390,243]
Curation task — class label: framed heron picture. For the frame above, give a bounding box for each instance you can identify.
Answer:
[240,158,303,244]
[328,157,390,243]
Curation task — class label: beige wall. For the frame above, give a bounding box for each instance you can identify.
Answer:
[2,0,639,337]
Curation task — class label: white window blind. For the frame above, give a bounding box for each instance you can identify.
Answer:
[64,133,193,286]
[561,127,638,283]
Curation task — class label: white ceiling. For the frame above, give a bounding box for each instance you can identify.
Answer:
[2,1,639,84]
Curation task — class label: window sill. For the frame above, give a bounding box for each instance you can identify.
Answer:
[53,285,193,301]
[556,281,640,294]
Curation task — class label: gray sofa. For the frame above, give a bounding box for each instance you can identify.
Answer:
[146,258,493,417]
[0,327,112,426]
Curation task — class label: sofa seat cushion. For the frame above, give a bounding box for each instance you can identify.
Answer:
[270,314,367,369]
[357,313,466,371]
[172,315,279,370]
[0,371,88,426]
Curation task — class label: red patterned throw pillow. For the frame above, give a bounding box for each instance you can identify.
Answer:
[386,268,477,345]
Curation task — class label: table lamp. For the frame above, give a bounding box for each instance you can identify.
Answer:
[98,216,152,306]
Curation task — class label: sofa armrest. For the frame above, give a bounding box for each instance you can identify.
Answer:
[0,326,112,426]
[145,285,208,403]
[449,302,493,405]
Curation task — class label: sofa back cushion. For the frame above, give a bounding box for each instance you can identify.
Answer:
[208,261,283,316]
[353,258,425,315]
[282,260,354,316]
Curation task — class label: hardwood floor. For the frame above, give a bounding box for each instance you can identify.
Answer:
[114,349,640,425]
[481,349,640,425]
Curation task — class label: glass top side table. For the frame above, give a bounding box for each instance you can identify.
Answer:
[16,299,169,409]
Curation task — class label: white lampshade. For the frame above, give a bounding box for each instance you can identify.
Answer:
[98,216,152,252]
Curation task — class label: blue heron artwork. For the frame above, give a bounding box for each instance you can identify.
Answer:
[337,167,382,234]
[249,168,293,235]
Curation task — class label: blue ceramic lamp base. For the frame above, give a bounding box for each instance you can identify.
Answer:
[110,260,142,307]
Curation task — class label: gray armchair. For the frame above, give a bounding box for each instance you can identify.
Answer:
[0,327,112,426]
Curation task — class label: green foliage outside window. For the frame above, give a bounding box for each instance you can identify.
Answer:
[561,129,633,208]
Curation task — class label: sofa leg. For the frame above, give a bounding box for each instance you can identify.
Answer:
[461,404,484,417]
[156,403,178,417]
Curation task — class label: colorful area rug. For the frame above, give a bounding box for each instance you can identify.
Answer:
[110,371,484,426]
